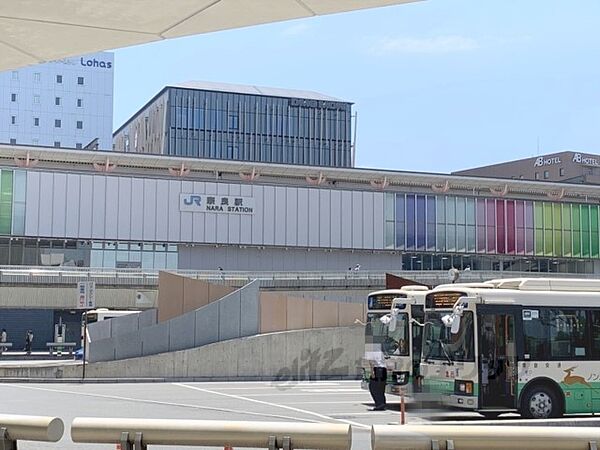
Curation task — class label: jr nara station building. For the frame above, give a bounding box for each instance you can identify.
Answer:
[2,145,600,275]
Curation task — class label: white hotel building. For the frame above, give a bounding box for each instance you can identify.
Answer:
[0,52,113,150]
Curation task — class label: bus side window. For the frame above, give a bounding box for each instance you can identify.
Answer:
[590,311,600,359]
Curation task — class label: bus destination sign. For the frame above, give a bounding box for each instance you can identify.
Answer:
[426,292,464,309]
[368,294,397,310]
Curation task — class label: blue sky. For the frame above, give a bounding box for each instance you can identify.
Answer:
[113,0,600,173]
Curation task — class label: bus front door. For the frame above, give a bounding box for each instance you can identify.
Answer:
[477,307,519,410]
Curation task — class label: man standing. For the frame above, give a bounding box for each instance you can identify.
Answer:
[368,351,387,411]
[0,328,7,354]
[24,330,33,355]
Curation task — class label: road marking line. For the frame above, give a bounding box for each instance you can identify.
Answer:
[174,383,371,430]
[236,392,369,397]
[5,384,319,424]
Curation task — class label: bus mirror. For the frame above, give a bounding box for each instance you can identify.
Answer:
[388,315,397,332]
[451,315,461,334]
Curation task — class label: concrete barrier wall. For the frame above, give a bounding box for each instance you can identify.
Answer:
[90,281,260,362]
[88,309,157,342]
[2,326,364,380]
[0,287,152,309]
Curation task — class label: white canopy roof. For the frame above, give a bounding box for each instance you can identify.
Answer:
[0,0,419,72]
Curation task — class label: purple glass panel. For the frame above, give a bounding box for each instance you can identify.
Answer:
[496,200,506,254]
[486,200,496,253]
[506,200,515,254]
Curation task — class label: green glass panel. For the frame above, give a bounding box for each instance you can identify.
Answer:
[562,204,571,230]
[534,202,543,228]
[553,203,561,231]
[543,203,553,230]
[0,170,13,235]
[554,231,562,257]
[535,229,544,256]
[582,205,590,257]
[573,231,581,257]
[563,230,572,257]
[572,205,581,231]
[591,206,599,258]
[544,229,553,256]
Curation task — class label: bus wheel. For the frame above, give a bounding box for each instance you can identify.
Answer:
[521,385,561,419]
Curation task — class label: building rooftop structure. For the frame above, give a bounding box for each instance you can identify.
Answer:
[172,81,346,103]
[454,150,600,185]
[113,81,354,168]
[5,144,600,203]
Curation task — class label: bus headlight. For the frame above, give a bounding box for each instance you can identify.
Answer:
[454,380,474,395]
[393,371,410,385]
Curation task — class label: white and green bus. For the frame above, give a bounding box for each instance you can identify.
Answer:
[420,278,600,418]
[362,286,428,395]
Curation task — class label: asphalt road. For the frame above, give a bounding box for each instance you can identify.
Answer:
[0,380,512,449]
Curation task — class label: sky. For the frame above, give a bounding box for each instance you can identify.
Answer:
[112,0,600,173]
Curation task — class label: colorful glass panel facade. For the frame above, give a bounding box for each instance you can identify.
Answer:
[394,193,600,259]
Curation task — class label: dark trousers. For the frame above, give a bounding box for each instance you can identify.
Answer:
[369,367,387,408]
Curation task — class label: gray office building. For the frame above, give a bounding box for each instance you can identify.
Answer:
[113,81,353,167]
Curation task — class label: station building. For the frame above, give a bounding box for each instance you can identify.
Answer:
[113,81,354,168]
[1,145,600,275]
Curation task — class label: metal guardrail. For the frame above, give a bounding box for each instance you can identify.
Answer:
[0,266,594,288]
[0,414,64,448]
[371,424,600,450]
[71,418,351,449]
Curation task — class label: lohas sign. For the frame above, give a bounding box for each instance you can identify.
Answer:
[180,193,255,215]
[80,57,112,69]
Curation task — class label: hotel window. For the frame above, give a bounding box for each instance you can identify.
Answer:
[55,97,61,106]
[34,72,41,82]
[33,95,40,104]
[34,117,39,126]
[10,93,16,102]
[54,141,60,148]
[535,172,540,180]
[544,170,549,179]
[11,116,16,125]
[56,74,62,84]
[559,168,565,177]
[32,138,38,145]
[11,71,18,80]
[77,98,83,107]
[9,138,16,145]
[76,120,83,129]
[77,76,84,85]
[76,143,82,149]
[54,119,61,128]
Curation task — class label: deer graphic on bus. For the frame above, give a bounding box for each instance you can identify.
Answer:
[562,367,592,388]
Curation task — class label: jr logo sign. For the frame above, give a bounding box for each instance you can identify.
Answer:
[182,195,202,206]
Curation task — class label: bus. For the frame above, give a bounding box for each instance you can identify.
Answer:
[362,286,428,395]
[78,309,141,359]
[420,278,600,419]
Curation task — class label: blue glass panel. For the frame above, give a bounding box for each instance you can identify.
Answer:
[416,195,426,250]
[406,195,416,250]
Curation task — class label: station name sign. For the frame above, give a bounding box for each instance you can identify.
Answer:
[180,194,255,215]
[289,98,346,110]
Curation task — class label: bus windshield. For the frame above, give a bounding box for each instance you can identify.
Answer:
[422,311,475,363]
[366,312,409,356]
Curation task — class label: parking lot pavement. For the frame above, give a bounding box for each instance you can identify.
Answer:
[0,380,480,449]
